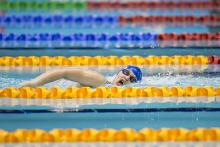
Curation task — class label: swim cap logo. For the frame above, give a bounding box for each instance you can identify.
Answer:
[126,65,142,81]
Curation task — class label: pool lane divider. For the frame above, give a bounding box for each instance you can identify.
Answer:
[1,33,220,48]
[0,1,219,11]
[0,86,220,99]
[0,56,219,66]
[0,2,87,11]
[119,15,220,26]
[0,128,220,142]
[88,1,220,10]
[1,33,219,42]
[1,15,219,26]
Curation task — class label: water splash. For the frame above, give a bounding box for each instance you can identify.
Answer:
[1,66,220,88]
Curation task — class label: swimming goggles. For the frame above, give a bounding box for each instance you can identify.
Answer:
[121,69,137,83]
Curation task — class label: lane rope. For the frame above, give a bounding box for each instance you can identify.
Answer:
[0,86,220,99]
[1,33,219,48]
[0,128,220,142]
[0,15,219,26]
[0,56,215,66]
[1,33,219,42]
[0,1,219,11]
[88,1,220,10]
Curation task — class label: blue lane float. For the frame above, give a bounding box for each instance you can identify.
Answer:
[0,33,157,41]
[1,15,219,27]
[0,15,118,26]
[0,33,158,48]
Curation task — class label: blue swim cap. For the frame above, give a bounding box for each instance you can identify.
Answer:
[126,65,142,81]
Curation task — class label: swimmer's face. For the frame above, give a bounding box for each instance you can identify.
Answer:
[113,69,137,86]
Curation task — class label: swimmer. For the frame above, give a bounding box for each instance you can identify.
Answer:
[20,66,142,88]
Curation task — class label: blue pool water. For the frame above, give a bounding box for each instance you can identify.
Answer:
[1,109,220,131]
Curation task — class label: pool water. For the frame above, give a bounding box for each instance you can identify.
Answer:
[0,65,220,132]
[0,0,220,146]
[1,107,220,131]
[0,65,220,88]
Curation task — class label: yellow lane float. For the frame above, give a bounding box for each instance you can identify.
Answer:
[0,128,220,142]
[0,86,219,99]
[0,56,209,66]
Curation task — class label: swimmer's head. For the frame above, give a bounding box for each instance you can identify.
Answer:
[113,66,142,86]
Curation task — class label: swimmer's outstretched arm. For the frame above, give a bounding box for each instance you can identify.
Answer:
[20,69,106,88]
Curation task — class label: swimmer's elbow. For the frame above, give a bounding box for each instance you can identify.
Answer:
[80,71,105,87]
[63,69,105,87]
[63,69,84,80]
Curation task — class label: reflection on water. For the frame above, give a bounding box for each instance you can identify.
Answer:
[1,142,219,147]
[1,97,218,107]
